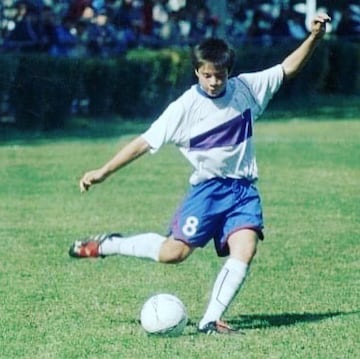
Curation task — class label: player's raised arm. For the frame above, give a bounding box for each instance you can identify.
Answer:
[281,13,331,79]
[80,136,150,192]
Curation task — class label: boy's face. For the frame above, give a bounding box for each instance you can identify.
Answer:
[195,62,228,97]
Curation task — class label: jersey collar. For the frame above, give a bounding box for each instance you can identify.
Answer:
[196,84,227,99]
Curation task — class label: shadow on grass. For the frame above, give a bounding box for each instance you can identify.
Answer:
[133,311,358,337]
[228,310,359,330]
[184,311,359,334]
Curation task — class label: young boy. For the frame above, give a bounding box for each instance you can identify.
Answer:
[69,14,331,334]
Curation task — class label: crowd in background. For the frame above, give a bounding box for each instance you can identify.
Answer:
[0,0,359,57]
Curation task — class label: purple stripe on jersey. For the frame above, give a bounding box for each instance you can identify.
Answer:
[189,108,252,150]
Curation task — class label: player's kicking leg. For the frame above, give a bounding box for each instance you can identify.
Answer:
[69,233,192,263]
[69,233,121,258]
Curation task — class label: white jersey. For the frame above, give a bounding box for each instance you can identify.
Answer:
[142,64,284,185]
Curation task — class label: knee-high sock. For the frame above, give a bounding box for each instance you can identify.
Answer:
[99,233,166,262]
[199,257,248,329]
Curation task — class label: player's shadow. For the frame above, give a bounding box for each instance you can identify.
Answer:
[227,310,359,330]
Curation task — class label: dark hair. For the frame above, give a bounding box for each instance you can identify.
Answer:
[191,38,235,73]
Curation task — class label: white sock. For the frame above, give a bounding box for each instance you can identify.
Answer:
[99,233,166,262]
[199,257,249,329]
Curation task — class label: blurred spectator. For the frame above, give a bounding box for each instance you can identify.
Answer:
[3,1,42,52]
[112,0,142,49]
[337,4,360,41]
[49,15,78,56]
[152,0,169,39]
[158,10,181,44]
[80,4,96,22]
[177,7,191,43]
[287,10,307,40]
[142,0,154,36]
[1,1,359,56]
[168,0,186,12]
[244,9,272,46]
[39,5,58,52]
[74,18,91,57]
[225,4,249,45]
[270,6,291,43]
[188,5,217,44]
[92,0,106,12]
[87,8,123,56]
[66,0,92,21]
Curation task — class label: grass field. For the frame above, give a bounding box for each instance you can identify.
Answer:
[0,119,359,358]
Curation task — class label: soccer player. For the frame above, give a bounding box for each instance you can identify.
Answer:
[69,14,331,334]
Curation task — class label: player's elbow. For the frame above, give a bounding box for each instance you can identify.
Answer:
[281,63,297,80]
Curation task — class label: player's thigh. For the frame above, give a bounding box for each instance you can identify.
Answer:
[158,236,193,264]
[170,179,231,248]
[228,229,259,264]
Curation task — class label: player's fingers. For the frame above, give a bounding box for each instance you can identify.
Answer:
[80,178,90,192]
[79,181,85,192]
[314,13,331,23]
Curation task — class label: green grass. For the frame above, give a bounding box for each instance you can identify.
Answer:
[0,119,359,358]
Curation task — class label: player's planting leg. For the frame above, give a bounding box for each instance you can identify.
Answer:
[69,233,167,261]
[198,229,258,334]
[198,257,248,333]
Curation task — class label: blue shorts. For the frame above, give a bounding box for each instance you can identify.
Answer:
[169,177,264,257]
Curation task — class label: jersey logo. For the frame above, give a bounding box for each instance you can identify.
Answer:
[189,108,252,150]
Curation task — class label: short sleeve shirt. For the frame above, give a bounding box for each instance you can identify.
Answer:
[142,64,284,185]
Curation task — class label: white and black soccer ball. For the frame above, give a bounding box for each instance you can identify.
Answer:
[140,293,188,336]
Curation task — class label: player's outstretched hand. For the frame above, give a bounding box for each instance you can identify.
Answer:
[311,13,331,40]
[79,169,106,192]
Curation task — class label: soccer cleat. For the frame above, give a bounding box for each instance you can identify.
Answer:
[198,320,237,335]
[68,233,121,258]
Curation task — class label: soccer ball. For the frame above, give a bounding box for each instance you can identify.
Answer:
[140,293,188,336]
